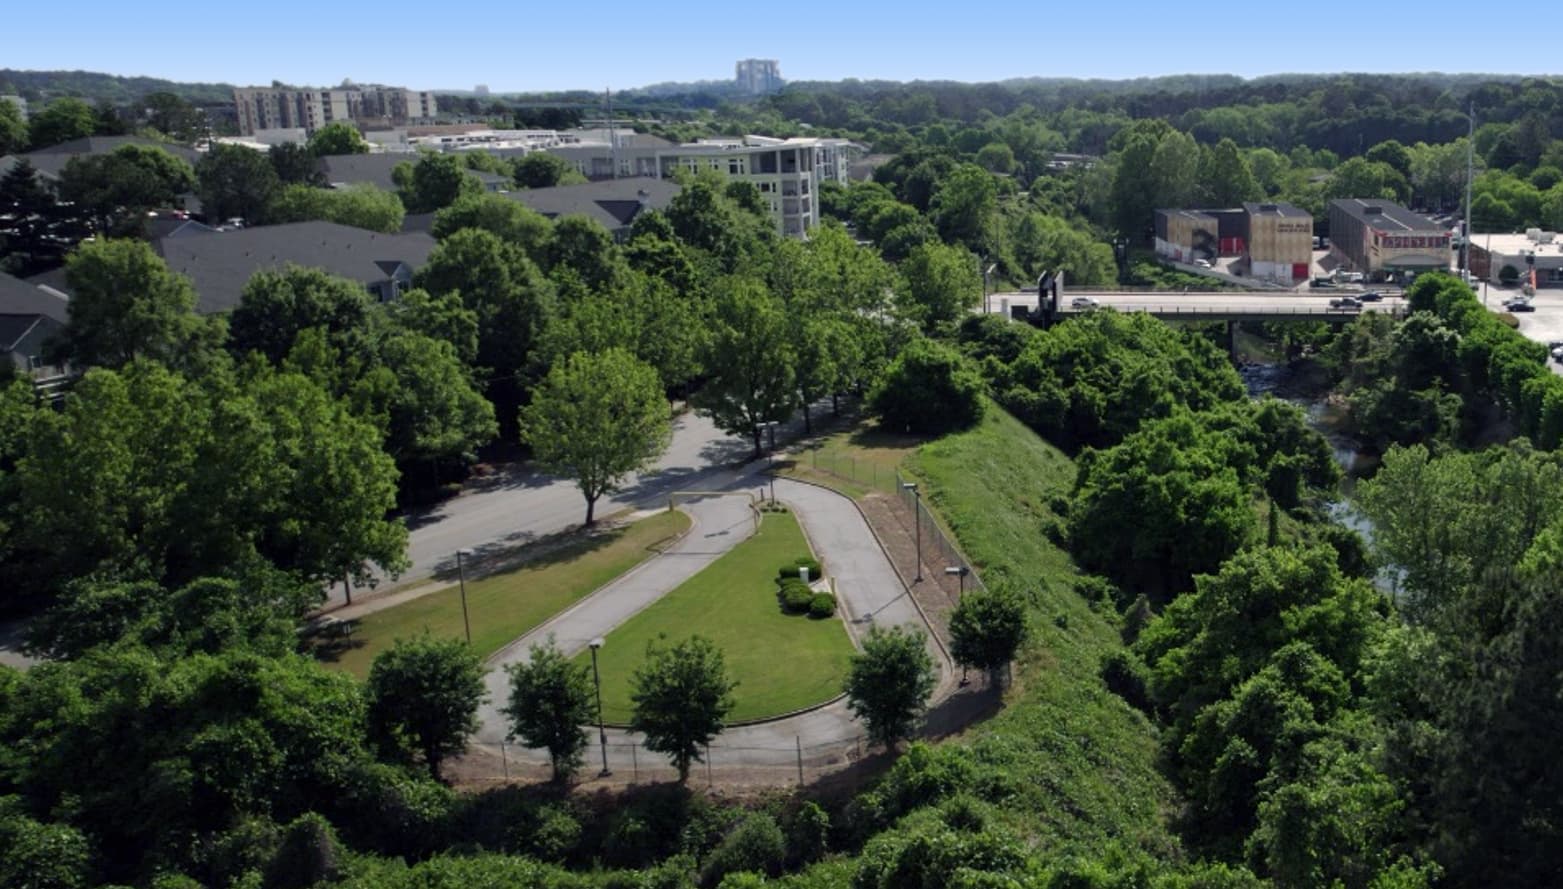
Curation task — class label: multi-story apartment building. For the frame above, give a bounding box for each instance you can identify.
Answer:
[545,134,863,238]
[735,59,783,95]
[233,85,437,136]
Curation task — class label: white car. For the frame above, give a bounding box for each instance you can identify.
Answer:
[1194,259,1213,269]
[1070,296,1099,310]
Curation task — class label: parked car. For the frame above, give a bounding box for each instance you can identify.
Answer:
[1358,291,1383,302]
[1070,296,1099,310]
[1193,258,1212,269]
[1507,300,1536,312]
[1550,344,1563,362]
[1310,278,1336,289]
[1329,297,1362,310]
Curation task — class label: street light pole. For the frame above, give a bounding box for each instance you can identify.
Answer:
[589,637,610,777]
[456,548,475,644]
[901,482,922,581]
[944,565,969,595]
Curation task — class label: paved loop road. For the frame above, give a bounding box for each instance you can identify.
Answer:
[473,467,953,767]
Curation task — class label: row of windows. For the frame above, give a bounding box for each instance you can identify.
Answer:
[1375,234,1449,250]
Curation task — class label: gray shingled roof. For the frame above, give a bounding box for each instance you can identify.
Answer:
[503,179,680,232]
[29,223,434,316]
[151,221,436,314]
[15,136,201,181]
[318,153,418,191]
[0,271,70,324]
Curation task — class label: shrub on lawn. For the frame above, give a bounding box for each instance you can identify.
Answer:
[778,556,823,579]
[808,594,837,618]
[778,579,813,614]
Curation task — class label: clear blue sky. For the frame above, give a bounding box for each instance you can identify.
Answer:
[7,1,1553,93]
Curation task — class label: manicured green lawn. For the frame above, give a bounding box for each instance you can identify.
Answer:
[581,509,856,724]
[319,510,690,678]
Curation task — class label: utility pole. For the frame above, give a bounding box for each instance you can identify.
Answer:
[1462,102,1475,277]
[606,87,618,180]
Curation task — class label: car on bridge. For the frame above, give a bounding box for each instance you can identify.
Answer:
[1070,296,1099,310]
[1329,297,1362,310]
[1506,299,1536,313]
[1358,291,1383,302]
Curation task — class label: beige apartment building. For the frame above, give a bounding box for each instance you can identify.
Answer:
[234,85,437,136]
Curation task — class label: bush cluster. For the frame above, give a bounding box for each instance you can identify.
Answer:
[778,577,813,614]
[808,593,836,618]
[777,556,823,579]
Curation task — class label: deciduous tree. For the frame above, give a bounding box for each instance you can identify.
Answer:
[266,183,405,233]
[948,583,1029,686]
[693,278,797,458]
[60,238,210,369]
[503,636,595,782]
[196,143,279,225]
[365,634,487,780]
[307,122,368,157]
[629,635,737,783]
[844,624,936,749]
[58,144,195,235]
[27,98,96,149]
[521,348,670,526]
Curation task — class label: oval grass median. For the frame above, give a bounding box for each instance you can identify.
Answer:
[581,508,856,724]
[318,509,691,678]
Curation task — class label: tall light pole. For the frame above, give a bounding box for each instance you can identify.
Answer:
[589,637,610,777]
[456,547,475,644]
[982,260,996,315]
[901,481,922,581]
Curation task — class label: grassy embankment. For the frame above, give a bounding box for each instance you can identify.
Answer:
[896,402,1178,857]
[320,510,690,678]
[582,509,857,724]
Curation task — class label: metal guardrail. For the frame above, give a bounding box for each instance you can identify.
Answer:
[1058,303,1408,320]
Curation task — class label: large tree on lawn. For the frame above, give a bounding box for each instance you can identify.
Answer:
[520,348,670,526]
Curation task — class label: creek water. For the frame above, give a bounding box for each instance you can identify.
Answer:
[1239,362,1404,594]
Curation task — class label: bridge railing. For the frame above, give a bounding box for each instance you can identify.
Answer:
[1059,304,1407,319]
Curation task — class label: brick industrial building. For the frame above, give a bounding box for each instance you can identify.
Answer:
[1327,199,1450,282]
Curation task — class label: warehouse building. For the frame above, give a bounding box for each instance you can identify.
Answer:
[1243,202,1313,283]
[1328,199,1450,282]
[1154,209,1219,263]
[1470,230,1563,288]
[1155,203,1313,281]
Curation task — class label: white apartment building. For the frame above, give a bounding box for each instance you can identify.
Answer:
[233,86,437,136]
[544,134,863,238]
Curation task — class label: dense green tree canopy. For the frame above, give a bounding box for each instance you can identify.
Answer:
[266,183,405,233]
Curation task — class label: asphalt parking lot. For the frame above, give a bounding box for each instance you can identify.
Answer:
[1481,283,1563,377]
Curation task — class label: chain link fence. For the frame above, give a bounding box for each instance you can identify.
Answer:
[466,733,873,788]
[804,445,902,495]
[894,470,987,594]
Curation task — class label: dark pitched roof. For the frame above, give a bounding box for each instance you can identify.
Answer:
[318,153,416,191]
[1329,199,1440,232]
[143,221,436,314]
[0,271,70,324]
[18,136,201,181]
[0,315,43,351]
[148,218,217,240]
[503,179,680,232]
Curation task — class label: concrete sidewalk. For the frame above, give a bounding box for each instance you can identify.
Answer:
[474,491,759,744]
